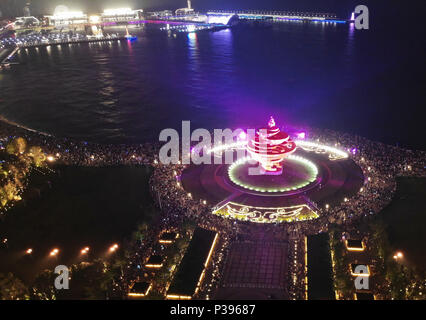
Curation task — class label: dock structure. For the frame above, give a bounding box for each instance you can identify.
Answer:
[0,34,127,67]
[15,34,126,49]
[0,46,19,65]
[207,10,348,23]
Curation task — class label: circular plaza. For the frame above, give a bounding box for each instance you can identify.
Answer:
[179,118,365,224]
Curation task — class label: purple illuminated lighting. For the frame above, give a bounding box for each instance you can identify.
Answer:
[238,131,247,140]
[296,132,306,140]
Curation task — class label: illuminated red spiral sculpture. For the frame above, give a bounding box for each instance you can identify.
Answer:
[247,117,297,174]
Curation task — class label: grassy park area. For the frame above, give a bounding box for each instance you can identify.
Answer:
[307,233,335,300]
[379,177,426,272]
[0,165,157,283]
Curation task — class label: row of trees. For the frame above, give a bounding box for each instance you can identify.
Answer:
[329,227,353,299]
[0,258,125,300]
[330,221,426,300]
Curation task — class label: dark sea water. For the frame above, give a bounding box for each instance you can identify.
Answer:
[0,18,425,149]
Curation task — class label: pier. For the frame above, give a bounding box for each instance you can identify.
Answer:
[13,34,125,49]
[207,10,348,23]
[0,46,19,66]
[0,34,127,67]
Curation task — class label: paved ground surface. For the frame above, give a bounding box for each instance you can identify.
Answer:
[181,151,364,209]
[215,240,289,300]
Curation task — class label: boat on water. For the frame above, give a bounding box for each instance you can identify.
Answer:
[125,26,137,40]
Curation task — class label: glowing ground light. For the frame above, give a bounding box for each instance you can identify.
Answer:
[213,202,319,223]
[295,140,348,160]
[228,155,318,193]
[206,141,247,154]
[296,132,306,139]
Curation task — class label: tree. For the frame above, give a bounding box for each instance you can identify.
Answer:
[0,273,29,300]
[0,164,7,178]
[6,137,27,155]
[28,146,46,167]
[60,261,113,300]
[31,270,57,300]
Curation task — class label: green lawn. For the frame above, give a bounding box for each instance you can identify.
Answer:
[307,233,335,300]
[0,165,157,282]
[379,177,426,272]
[167,227,217,297]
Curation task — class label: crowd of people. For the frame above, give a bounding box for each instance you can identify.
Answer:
[149,126,425,298]
[286,127,425,237]
[0,118,160,167]
[287,238,307,300]
[1,118,425,299]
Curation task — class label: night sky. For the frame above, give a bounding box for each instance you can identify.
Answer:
[0,0,420,21]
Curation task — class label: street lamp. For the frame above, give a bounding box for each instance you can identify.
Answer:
[109,244,119,253]
[393,251,404,260]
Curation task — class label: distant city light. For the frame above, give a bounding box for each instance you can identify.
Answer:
[50,248,59,256]
[53,11,85,19]
[207,14,235,25]
[89,15,100,24]
[103,8,133,15]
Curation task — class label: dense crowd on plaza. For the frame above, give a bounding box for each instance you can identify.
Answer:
[285,128,425,237]
[149,126,425,298]
[0,119,159,167]
[150,127,425,237]
[287,239,307,300]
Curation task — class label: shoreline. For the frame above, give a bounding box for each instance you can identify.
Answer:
[0,115,52,137]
